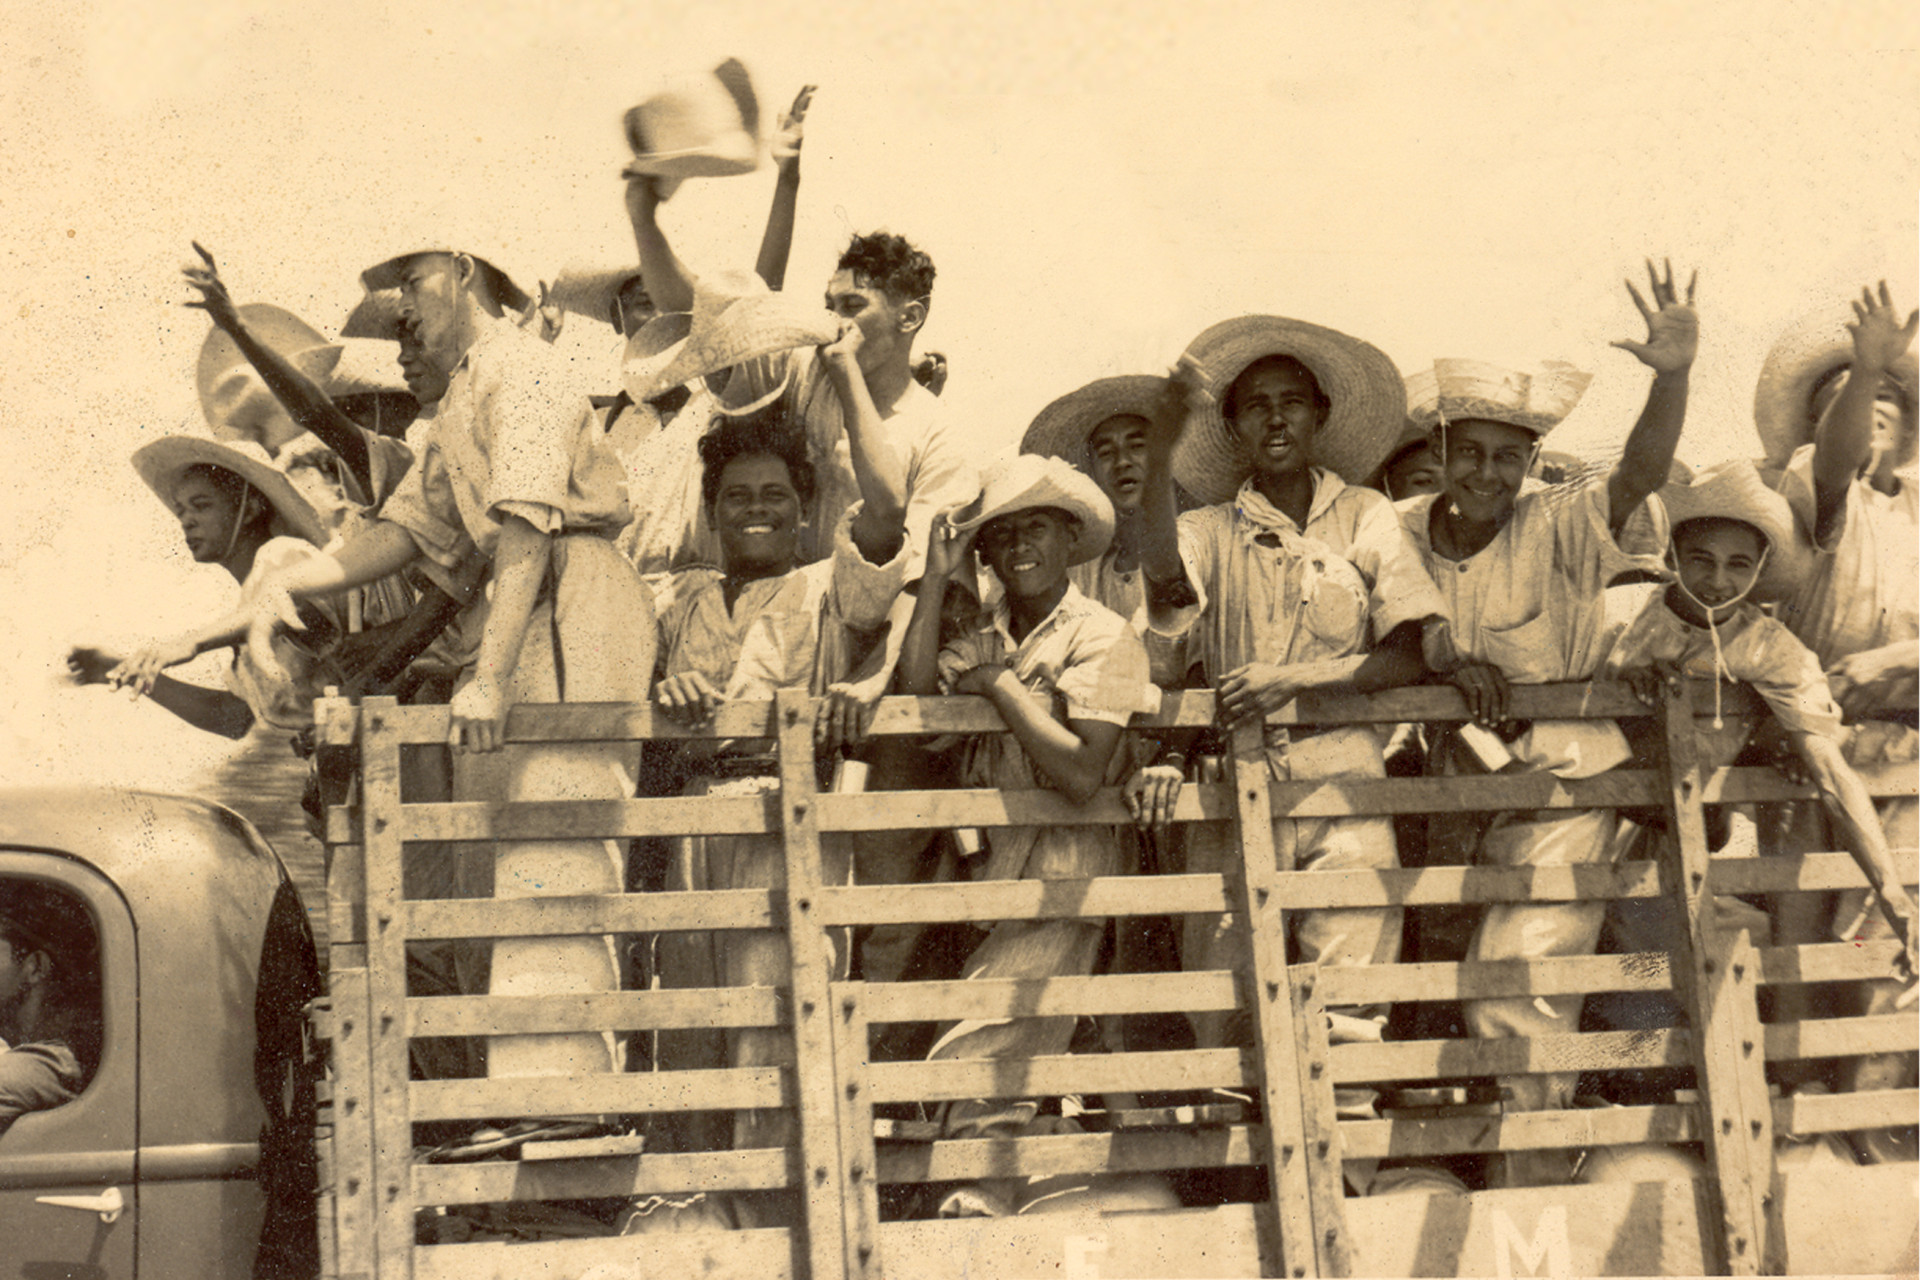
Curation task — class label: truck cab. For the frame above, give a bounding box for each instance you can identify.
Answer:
[0,788,321,1280]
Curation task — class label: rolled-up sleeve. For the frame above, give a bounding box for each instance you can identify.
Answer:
[482,354,586,534]
[1348,491,1448,642]
[829,502,911,632]
[380,435,472,570]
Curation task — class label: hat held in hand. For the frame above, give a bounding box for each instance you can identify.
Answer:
[624,58,762,186]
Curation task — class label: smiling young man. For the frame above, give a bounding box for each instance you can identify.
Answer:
[897,453,1159,1212]
[1394,259,1698,1186]
[1138,319,1444,1065]
[1757,283,1920,1160]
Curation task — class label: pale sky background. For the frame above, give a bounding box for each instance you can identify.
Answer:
[1,0,1915,789]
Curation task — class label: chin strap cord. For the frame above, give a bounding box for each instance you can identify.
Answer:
[1666,540,1770,730]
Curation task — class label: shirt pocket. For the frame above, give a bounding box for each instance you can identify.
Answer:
[1475,608,1561,683]
[1298,578,1368,658]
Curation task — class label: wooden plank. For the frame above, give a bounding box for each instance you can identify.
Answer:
[413,1229,796,1280]
[1288,967,1352,1276]
[817,783,1240,832]
[874,1126,1262,1184]
[1706,760,1918,804]
[1270,770,1665,819]
[413,1146,792,1204]
[1272,861,1668,910]
[410,1066,786,1121]
[404,888,775,938]
[1774,1086,1920,1136]
[1340,1101,1699,1160]
[856,971,1241,1023]
[1654,681,1773,1275]
[1313,953,1674,1005]
[407,987,786,1037]
[400,794,776,841]
[1329,1028,1692,1080]
[324,966,376,1280]
[1757,940,1909,986]
[1709,848,1919,895]
[880,1204,1269,1280]
[866,1048,1252,1103]
[1763,1013,1916,1060]
[328,839,367,946]
[1229,718,1317,1280]
[827,983,883,1280]
[816,874,1231,925]
[773,687,851,1280]
[357,698,418,1278]
[367,698,780,746]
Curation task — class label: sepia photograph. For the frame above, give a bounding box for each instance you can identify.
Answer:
[0,1,1915,1276]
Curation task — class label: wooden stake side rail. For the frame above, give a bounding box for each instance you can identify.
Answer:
[316,683,1919,1279]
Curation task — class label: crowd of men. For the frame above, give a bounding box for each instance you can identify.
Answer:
[47,79,1920,1231]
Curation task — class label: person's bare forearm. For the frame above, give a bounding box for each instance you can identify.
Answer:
[466,518,548,691]
[979,677,1118,804]
[831,363,909,562]
[1801,735,1911,907]
[898,577,948,697]
[146,674,256,739]
[625,178,695,315]
[228,319,371,490]
[1607,368,1689,536]
[754,161,801,290]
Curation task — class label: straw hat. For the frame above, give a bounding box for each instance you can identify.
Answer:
[1172,315,1406,504]
[133,436,329,547]
[952,452,1115,566]
[1753,301,1919,466]
[629,269,839,406]
[549,264,645,328]
[358,246,532,315]
[1407,358,1592,437]
[1021,375,1165,469]
[1657,458,1811,604]
[620,311,695,402]
[623,58,762,182]
[339,290,402,341]
[196,305,344,441]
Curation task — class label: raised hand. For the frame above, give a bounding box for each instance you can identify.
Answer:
[1146,364,1200,463]
[182,241,243,334]
[1847,280,1919,373]
[820,317,864,369]
[923,509,977,582]
[103,636,200,697]
[1610,257,1699,374]
[771,84,815,166]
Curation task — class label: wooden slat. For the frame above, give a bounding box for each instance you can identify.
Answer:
[1289,967,1352,1276]
[1709,849,1919,895]
[413,1229,795,1280]
[324,966,375,1280]
[1313,953,1674,1005]
[817,783,1239,832]
[1774,1087,1920,1136]
[828,983,883,1280]
[1341,1101,1699,1159]
[867,1048,1251,1103]
[816,874,1229,925]
[773,688,852,1280]
[1764,1013,1916,1061]
[413,1146,792,1203]
[1229,718,1314,1280]
[1271,770,1665,818]
[879,1204,1268,1280]
[356,699,417,1275]
[328,838,367,945]
[1273,861,1666,909]
[875,1125,1262,1183]
[403,888,775,938]
[366,698,780,746]
[409,1066,786,1121]
[856,971,1241,1023]
[1331,1028,1692,1081]
[1757,940,1908,986]
[1655,683,1771,1273]
[400,794,776,841]
[1707,761,1918,804]
[407,987,785,1037]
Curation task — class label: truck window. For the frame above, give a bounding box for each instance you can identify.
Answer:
[0,878,104,1137]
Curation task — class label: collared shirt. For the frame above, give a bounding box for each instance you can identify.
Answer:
[1068,551,1147,629]
[1236,470,1449,645]
[1604,592,1845,769]
[381,319,631,579]
[1773,444,1919,685]
[655,504,908,700]
[937,583,1160,881]
[725,349,977,571]
[1399,478,1670,778]
[1146,502,1373,694]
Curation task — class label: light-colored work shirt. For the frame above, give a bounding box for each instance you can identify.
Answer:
[1399,478,1669,778]
[1068,552,1147,630]
[939,584,1161,882]
[601,385,723,582]
[225,537,345,731]
[1604,591,1845,769]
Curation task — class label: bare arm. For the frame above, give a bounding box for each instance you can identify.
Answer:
[446,515,549,753]
[184,244,373,492]
[1606,259,1698,536]
[1810,282,1918,543]
[898,517,971,697]
[141,673,257,740]
[960,668,1124,806]
[1218,619,1428,727]
[624,175,696,315]
[753,86,813,290]
[1795,731,1917,973]
[822,328,909,563]
[1141,370,1198,626]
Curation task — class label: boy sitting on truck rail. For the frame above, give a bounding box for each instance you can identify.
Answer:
[1603,459,1918,978]
[898,453,1161,1216]
[1394,258,1698,1187]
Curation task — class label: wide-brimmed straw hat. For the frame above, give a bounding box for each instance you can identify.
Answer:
[196,305,343,439]
[1021,375,1166,470]
[339,290,402,341]
[1172,315,1406,504]
[620,311,695,400]
[952,453,1115,566]
[1657,458,1811,603]
[623,58,762,182]
[133,436,329,547]
[1753,301,1919,466]
[549,264,645,328]
[1407,358,1593,438]
[358,246,532,316]
[628,269,839,407]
